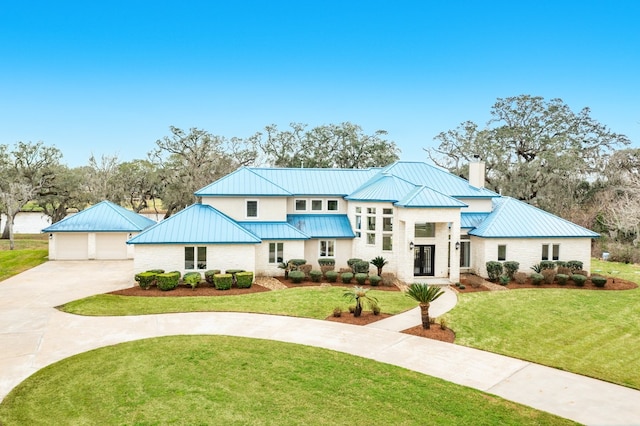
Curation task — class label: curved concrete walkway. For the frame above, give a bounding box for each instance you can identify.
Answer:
[1,261,639,425]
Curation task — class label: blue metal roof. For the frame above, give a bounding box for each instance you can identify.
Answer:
[345,173,417,202]
[287,214,355,238]
[195,167,292,196]
[42,200,156,233]
[461,212,490,229]
[395,186,468,208]
[469,197,600,238]
[239,222,310,240]
[128,203,261,244]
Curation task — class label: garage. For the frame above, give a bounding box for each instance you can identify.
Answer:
[95,233,128,259]
[42,201,156,261]
[54,233,89,260]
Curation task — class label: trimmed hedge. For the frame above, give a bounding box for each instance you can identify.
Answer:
[135,271,157,290]
[567,260,584,272]
[157,271,181,291]
[183,272,202,289]
[571,274,587,287]
[214,273,233,290]
[325,270,338,283]
[486,261,503,282]
[539,260,556,270]
[355,273,368,285]
[353,261,370,274]
[530,273,544,285]
[225,269,245,275]
[503,261,520,278]
[310,270,323,283]
[341,272,353,284]
[236,271,254,288]
[368,275,381,286]
[317,258,335,266]
[591,275,607,287]
[556,274,569,285]
[204,269,221,284]
[289,259,307,270]
[289,271,305,283]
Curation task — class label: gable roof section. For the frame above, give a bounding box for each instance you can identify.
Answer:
[128,203,261,244]
[195,167,292,196]
[461,212,490,229]
[469,197,600,238]
[287,214,355,238]
[345,173,417,202]
[239,222,309,240]
[395,185,468,208]
[42,200,156,233]
[380,162,498,198]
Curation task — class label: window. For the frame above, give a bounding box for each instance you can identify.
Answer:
[319,240,335,257]
[415,222,435,238]
[542,244,560,261]
[185,247,207,270]
[246,200,258,218]
[383,234,392,251]
[327,199,338,211]
[355,214,362,238]
[498,245,506,261]
[460,236,470,268]
[367,216,376,231]
[367,207,376,215]
[355,207,362,214]
[311,199,322,211]
[295,199,307,211]
[383,217,393,232]
[383,208,393,215]
[367,233,376,245]
[269,242,284,264]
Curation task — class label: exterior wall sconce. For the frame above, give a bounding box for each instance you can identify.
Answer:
[455,241,460,250]
[409,241,414,251]
[128,233,133,240]
[49,233,53,240]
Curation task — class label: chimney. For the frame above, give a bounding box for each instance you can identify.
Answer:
[468,155,485,188]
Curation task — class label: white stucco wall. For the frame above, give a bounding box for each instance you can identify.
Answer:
[302,239,353,271]
[471,237,594,277]
[200,197,287,221]
[459,198,494,213]
[254,240,306,276]
[287,197,347,214]
[133,244,257,276]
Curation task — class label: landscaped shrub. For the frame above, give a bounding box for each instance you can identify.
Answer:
[571,274,587,286]
[236,271,254,288]
[556,274,569,285]
[542,269,556,284]
[567,260,583,272]
[325,270,338,283]
[183,272,202,289]
[355,273,368,285]
[499,275,510,285]
[225,269,245,275]
[370,256,388,276]
[381,272,395,286]
[557,266,571,276]
[503,261,520,278]
[318,258,335,267]
[353,260,370,274]
[310,270,323,282]
[332,307,342,317]
[341,272,353,284]
[347,258,363,272]
[514,272,527,284]
[485,261,503,282]
[289,259,307,271]
[555,261,568,268]
[320,264,335,276]
[591,275,607,288]
[530,273,544,285]
[204,270,221,284]
[530,263,542,273]
[135,271,157,289]
[458,284,466,290]
[156,271,181,291]
[575,269,589,277]
[214,273,233,290]
[372,304,381,315]
[299,264,312,278]
[147,269,165,274]
[289,271,305,283]
[368,275,381,286]
[540,260,556,271]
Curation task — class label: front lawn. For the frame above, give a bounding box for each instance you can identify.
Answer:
[0,234,48,282]
[0,335,574,425]
[445,259,640,389]
[60,286,418,319]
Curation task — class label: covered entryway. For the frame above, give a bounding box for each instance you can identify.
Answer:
[414,244,435,276]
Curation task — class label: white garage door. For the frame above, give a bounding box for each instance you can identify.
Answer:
[95,233,128,259]
[56,233,89,260]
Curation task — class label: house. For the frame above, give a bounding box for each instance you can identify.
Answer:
[43,200,156,260]
[128,161,599,282]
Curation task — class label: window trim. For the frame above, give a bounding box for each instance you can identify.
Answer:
[327,199,339,211]
[268,242,284,264]
[245,199,259,219]
[319,239,336,258]
[185,246,207,270]
[311,199,323,211]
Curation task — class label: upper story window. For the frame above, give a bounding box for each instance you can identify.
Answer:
[415,222,435,238]
[295,199,307,211]
[246,200,258,218]
[327,200,338,211]
[311,200,322,211]
[383,208,393,215]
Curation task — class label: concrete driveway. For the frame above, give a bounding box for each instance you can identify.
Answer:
[1,261,640,425]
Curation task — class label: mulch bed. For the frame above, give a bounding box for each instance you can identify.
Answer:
[276,276,400,291]
[457,275,637,292]
[109,282,270,297]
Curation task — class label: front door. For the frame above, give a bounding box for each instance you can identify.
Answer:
[414,244,435,276]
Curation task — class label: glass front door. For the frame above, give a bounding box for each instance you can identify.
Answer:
[414,244,435,276]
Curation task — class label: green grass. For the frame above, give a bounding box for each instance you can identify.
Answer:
[60,286,418,319]
[445,259,640,389]
[0,335,575,426]
[0,234,48,281]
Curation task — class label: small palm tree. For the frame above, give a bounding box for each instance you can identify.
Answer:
[405,283,445,329]
[370,256,389,276]
[343,286,379,317]
[278,260,290,279]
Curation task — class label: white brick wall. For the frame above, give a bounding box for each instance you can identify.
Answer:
[201,197,287,221]
[254,240,306,276]
[134,244,257,276]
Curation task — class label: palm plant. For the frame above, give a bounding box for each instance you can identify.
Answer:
[343,286,379,317]
[405,283,445,329]
[370,256,389,276]
[278,260,290,279]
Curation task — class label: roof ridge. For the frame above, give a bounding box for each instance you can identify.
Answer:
[245,167,293,195]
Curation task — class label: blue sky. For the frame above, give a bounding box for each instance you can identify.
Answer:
[1,1,638,167]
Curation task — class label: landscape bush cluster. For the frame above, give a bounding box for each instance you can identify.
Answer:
[134,268,254,291]
[482,259,605,287]
[282,257,391,287]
